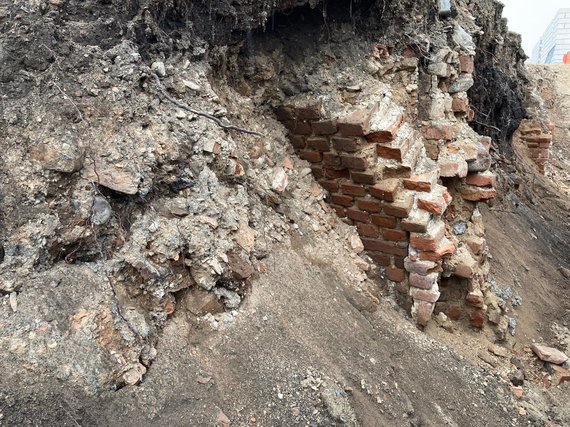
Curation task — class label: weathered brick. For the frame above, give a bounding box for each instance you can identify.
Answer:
[403,172,437,192]
[528,148,549,159]
[401,208,430,233]
[461,186,497,202]
[369,178,400,202]
[410,286,441,303]
[465,235,485,255]
[417,190,450,216]
[295,104,323,121]
[322,152,341,167]
[330,193,354,207]
[522,134,552,144]
[465,171,496,188]
[332,136,362,153]
[382,228,408,242]
[341,183,366,196]
[338,106,376,136]
[369,252,391,266]
[311,166,324,179]
[275,106,295,122]
[356,223,379,238]
[405,258,438,276]
[319,179,340,193]
[347,208,370,223]
[332,205,346,218]
[300,150,323,163]
[357,198,382,213]
[324,168,350,180]
[439,157,469,178]
[386,267,406,282]
[289,135,306,149]
[383,193,414,218]
[377,144,407,161]
[470,308,486,328]
[371,214,397,228]
[419,237,456,261]
[350,170,377,185]
[285,120,312,135]
[413,301,435,326]
[311,119,338,135]
[410,221,445,252]
[423,122,454,141]
[394,256,405,269]
[409,272,439,290]
[452,97,469,113]
[459,55,474,74]
[361,238,408,256]
[307,136,330,152]
[341,155,369,171]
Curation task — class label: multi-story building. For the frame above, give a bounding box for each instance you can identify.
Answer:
[531,8,570,64]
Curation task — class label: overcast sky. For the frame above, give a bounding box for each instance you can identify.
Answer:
[499,0,569,58]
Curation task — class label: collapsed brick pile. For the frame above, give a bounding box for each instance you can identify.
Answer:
[276,29,503,328]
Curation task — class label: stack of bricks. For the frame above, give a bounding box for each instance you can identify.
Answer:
[276,97,458,325]
[518,119,554,174]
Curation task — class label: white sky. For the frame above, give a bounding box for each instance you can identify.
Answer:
[499,0,569,57]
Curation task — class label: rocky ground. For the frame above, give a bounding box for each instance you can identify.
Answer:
[1,0,570,426]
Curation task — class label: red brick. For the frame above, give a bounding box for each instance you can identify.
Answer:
[410,287,440,303]
[319,180,339,193]
[361,238,408,256]
[369,179,400,202]
[470,308,486,329]
[383,195,414,218]
[418,195,448,216]
[324,168,350,179]
[461,186,497,202]
[338,106,376,136]
[341,183,366,196]
[330,194,354,207]
[522,134,552,144]
[311,166,324,179]
[386,267,406,282]
[465,172,496,188]
[369,252,391,266]
[347,208,370,223]
[452,97,469,113]
[356,223,379,238]
[289,135,306,149]
[322,152,341,167]
[356,198,382,212]
[404,173,435,192]
[371,214,397,228]
[382,228,408,242]
[332,205,346,218]
[377,144,406,161]
[419,237,456,261]
[300,150,323,163]
[311,119,338,135]
[528,148,549,159]
[307,137,330,152]
[285,120,312,135]
[341,155,368,171]
[394,256,405,269]
[350,170,376,185]
[295,105,323,121]
[459,55,474,74]
[410,222,445,252]
[423,123,454,141]
[332,136,362,153]
[409,272,439,290]
[275,106,294,121]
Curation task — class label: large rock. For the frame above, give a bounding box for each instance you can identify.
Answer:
[531,344,569,365]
